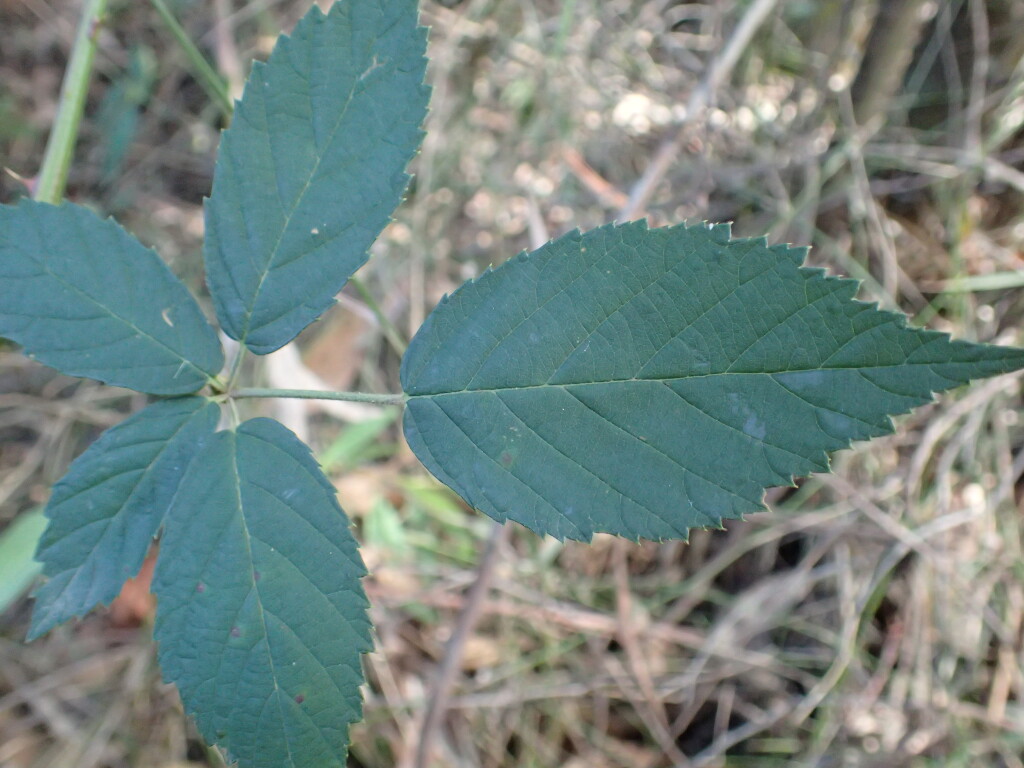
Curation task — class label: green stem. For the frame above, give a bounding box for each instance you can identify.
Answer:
[225,345,248,392]
[350,276,408,355]
[147,0,233,118]
[232,387,406,406]
[35,0,110,204]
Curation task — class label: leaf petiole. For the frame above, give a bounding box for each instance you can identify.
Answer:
[231,387,406,406]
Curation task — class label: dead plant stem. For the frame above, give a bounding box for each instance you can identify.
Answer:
[411,521,510,768]
[618,0,780,220]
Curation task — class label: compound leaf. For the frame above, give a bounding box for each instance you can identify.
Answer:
[0,200,224,395]
[153,418,370,768]
[205,0,429,354]
[29,397,220,640]
[402,221,1024,541]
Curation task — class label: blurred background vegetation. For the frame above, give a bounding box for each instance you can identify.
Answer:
[2,0,1024,766]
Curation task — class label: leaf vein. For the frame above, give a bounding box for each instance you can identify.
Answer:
[563,386,746,518]
[493,391,687,536]
[425,398,587,538]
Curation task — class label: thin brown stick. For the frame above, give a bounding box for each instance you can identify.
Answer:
[411,521,510,768]
[617,0,781,220]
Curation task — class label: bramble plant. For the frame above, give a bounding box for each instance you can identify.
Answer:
[4,1,1024,766]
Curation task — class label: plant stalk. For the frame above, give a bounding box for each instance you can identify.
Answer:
[225,344,247,392]
[413,521,509,768]
[34,0,110,204]
[849,0,930,127]
[232,387,406,406]
[350,275,408,355]
[147,0,233,118]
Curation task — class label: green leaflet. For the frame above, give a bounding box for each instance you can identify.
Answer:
[29,397,220,640]
[153,418,370,768]
[401,221,1024,541]
[0,200,224,395]
[204,0,429,354]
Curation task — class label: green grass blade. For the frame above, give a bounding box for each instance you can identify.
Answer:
[0,508,47,616]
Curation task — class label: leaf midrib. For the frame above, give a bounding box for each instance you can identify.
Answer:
[227,432,297,768]
[406,361,971,398]
[234,28,364,347]
[227,428,356,765]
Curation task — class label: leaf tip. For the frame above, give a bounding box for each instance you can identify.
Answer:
[25,609,52,643]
